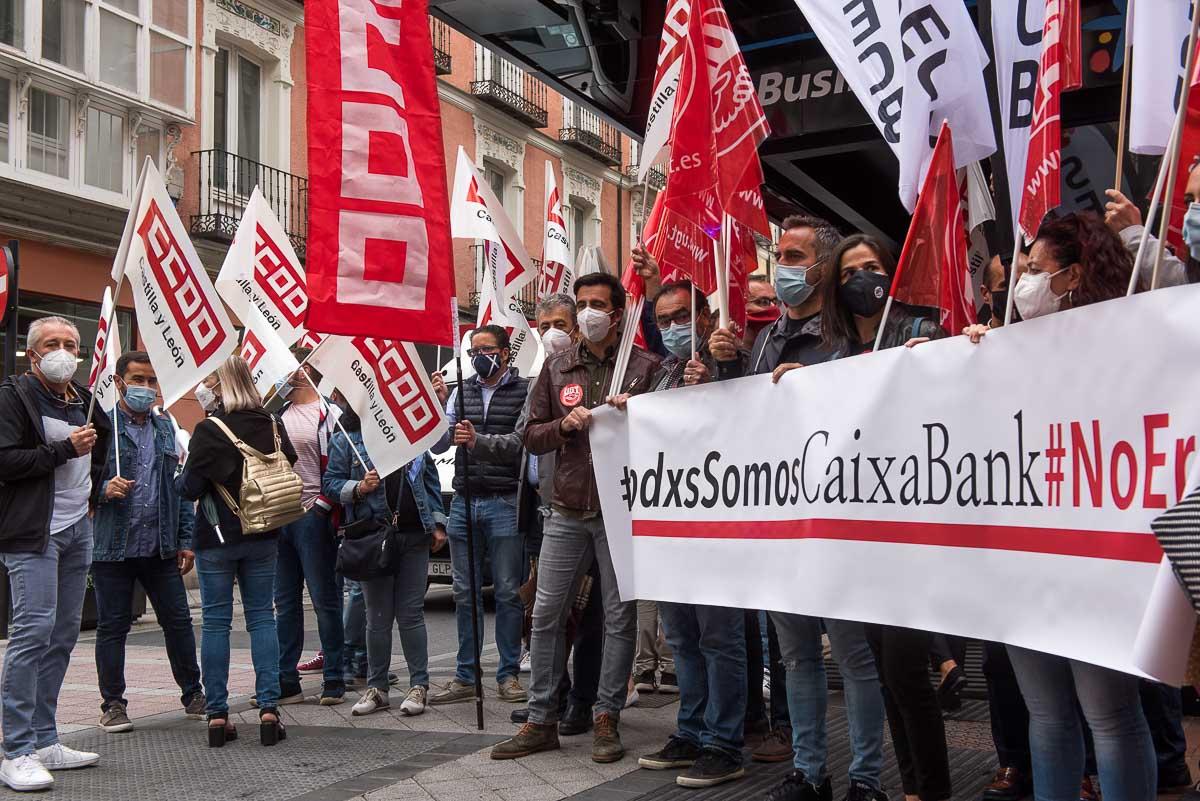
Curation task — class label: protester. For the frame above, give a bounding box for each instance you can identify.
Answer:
[977,255,1010,328]
[620,280,749,789]
[744,274,781,348]
[429,325,529,705]
[492,272,660,764]
[965,212,1156,801]
[177,357,296,748]
[1181,159,1200,282]
[274,356,346,706]
[0,316,109,791]
[1103,189,1188,286]
[710,217,890,801]
[92,351,203,733]
[820,234,953,801]
[323,404,445,717]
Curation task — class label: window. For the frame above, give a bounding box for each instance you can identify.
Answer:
[0,293,136,382]
[42,0,86,72]
[135,125,160,169]
[100,9,140,91]
[570,202,591,258]
[0,77,9,163]
[150,31,187,108]
[85,107,124,192]
[213,46,262,193]
[0,0,21,48]
[27,89,70,178]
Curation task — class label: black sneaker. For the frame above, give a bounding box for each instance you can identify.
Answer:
[658,672,679,694]
[633,669,657,693]
[764,771,832,801]
[638,736,702,770]
[842,779,888,801]
[558,703,593,737]
[320,683,346,706]
[676,748,744,788]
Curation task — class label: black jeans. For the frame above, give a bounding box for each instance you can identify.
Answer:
[982,640,1031,771]
[1140,679,1189,779]
[865,624,952,801]
[563,561,604,709]
[92,556,202,712]
[745,610,788,727]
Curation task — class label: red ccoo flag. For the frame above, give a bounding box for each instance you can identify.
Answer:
[1061,0,1082,92]
[1017,0,1066,242]
[889,123,974,339]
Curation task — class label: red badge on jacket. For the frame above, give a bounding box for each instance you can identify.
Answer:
[560,384,583,407]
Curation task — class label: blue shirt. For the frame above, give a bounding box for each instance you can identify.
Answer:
[432,370,516,453]
[121,407,160,558]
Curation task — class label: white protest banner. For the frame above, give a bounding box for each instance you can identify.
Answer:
[239,328,299,397]
[116,160,237,408]
[991,1,1046,231]
[591,284,1200,682]
[540,163,574,299]
[1130,0,1194,155]
[216,187,309,346]
[88,287,122,414]
[309,336,446,478]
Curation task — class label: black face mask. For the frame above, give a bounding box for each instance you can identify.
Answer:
[838,270,891,318]
[982,290,1012,326]
[472,353,503,380]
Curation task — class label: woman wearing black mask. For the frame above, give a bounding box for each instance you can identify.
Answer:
[821,234,953,801]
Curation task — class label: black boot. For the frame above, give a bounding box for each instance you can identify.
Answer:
[558,703,593,736]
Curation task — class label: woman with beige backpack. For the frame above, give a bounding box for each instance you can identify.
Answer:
[176,356,303,749]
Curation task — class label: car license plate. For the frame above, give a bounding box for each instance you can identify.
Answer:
[428,560,453,577]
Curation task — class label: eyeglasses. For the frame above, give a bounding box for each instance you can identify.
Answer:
[466,347,502,358]
[655,308,693,328]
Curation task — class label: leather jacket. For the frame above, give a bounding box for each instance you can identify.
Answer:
[524,340,660,515]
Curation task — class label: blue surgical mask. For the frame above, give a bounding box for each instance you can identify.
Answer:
[1184,202,1200,262]
[123,385,157,413]
[472,353,503,380]
[774,261,823,308]
[661,322,693,360]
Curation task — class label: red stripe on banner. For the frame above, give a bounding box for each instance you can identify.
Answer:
[632,519,1164,564]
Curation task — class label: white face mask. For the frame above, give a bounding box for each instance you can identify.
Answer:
[194,383,219,413]
[541,327,573,354]
[1013,268,1068,321]
[577,308,614,343]
[35,348,77,384]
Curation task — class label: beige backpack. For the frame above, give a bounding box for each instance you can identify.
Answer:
[208,417,305,535]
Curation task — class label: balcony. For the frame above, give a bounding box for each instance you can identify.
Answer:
[625,162,667,191]
[468,244,540,319]
[471,48,548,129]
[189,150,308,260]
[560,102,621,167]
[431,17,452,76]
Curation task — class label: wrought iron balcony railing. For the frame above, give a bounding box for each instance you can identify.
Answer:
[560,102,621,166]
[468,243,540,319]
[470,47,548,129]
[189,149,308,260]
[431,17,452,76]
[624,162,666,191]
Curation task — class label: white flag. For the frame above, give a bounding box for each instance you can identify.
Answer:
[115,160,237,408]
[216,187,309,346]
[309,336,446,479]
[239,328,299,397]
[476,248,538,379]
[110,158,151,284]
[88,287,122,414]
[959,161,997,302]
[540,163,574,298]
[1130,0,1194,155]
[991,0,1047,230]
[640,0,690,184]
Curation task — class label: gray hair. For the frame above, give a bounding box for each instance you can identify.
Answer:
[27,316,80,352]
[535,293,576,323]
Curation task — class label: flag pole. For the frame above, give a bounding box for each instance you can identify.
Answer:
[1113,2,1134,190]
[689,285,697,363]
[872,295,896,352]
[1153,0,1200,290]
[1128,118,1178,296]
[1003,237,1022,326]
[714,219,731,330]
[112,407,121,478]
[85,277,124,425]
[298,369,370,472]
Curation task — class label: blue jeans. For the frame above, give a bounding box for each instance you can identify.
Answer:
[275,509,344,692]
[1007,646,1155,801]
[197,539,281,714]
[341,578,368,677]
[771,612,885,789]
[93,555,202,712]
[361,545,430,690]
[448,494,523,684]
[0,517,92,758]
[659,602,747,757]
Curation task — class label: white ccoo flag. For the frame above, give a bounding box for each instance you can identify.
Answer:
[239,328,300,397]
[990,0,1047,230]
[88,287,122,414]
[639,0,690,184]
[540,163,574,298]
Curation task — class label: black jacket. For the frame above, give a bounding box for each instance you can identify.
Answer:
[0,375,112,553]
[176,408,297,550]
[452,373,529,495]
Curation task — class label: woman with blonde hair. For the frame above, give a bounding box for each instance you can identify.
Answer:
[177,356,297,747]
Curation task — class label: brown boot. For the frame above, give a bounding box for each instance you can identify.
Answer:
[592,712,624,763]
[491,723,560,760]
[751,727,792,763]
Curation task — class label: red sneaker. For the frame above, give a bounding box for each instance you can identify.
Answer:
[297,652,325,675]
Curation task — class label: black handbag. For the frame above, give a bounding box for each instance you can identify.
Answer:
[335,517,399,580]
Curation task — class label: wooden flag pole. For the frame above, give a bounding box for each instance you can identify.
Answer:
[872,295,896,352]
[85,277,124,425]
[299,369,369,472]
[1113,2,1135,190]
[1153,0,1200,290]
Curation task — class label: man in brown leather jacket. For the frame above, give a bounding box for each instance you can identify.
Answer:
[491,272,660,765]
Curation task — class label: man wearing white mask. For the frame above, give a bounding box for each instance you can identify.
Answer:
[0,316,109,791]
[492,273,660,765]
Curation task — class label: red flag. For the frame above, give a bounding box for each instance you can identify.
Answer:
[661,0,770,241]
[1165,42,1200,258]
[1061,0,1082,91]
[1017,1,1066,241]
[0,245,9,328]
[891,124,974,338]
[725,221,759,341]
[304,0,455,345]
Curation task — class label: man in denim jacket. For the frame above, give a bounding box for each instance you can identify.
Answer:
[92,351,201,734]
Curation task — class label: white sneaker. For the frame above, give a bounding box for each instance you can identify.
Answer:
[352,687,389,717]
[624,687,640,709]
[763,675,772,700]
[0,755,54,791]
[400,686,427,716]
[35,743,99,770]
[519,650,531,673]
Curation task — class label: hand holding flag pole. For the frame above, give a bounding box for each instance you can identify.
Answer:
[85,277,124,425]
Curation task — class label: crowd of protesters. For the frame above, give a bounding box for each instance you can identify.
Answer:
[0,196,1198,801]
